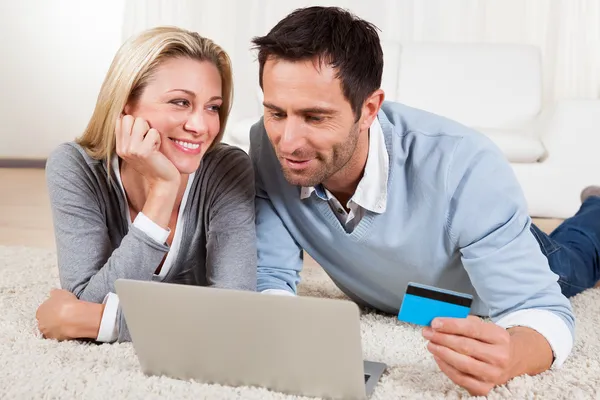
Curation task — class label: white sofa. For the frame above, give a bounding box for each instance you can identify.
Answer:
[224,42,600,219]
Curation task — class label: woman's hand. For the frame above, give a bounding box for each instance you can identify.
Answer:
[116,115,180,188]
[36,289,81,340]
[36,289,104,341]
[116,115,181,229]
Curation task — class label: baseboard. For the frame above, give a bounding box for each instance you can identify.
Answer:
[0,159,46,168]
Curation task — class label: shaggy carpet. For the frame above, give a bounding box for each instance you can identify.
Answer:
[0,245,599,399]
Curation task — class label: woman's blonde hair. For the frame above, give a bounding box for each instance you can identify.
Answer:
[76,26,233,171]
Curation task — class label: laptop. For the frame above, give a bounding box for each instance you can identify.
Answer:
[115,279,387,399]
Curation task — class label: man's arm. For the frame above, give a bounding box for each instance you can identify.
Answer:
[427,134,574,395]
[249,121,303,294]
[255,191,303,294]
[507,326,554,375]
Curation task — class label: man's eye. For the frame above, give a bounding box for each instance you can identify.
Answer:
[306,115,322,122]
[271,112,285,120]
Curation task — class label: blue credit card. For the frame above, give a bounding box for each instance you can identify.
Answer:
[398,282,473,326]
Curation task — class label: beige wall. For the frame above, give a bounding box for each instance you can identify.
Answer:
[0,0,124,159]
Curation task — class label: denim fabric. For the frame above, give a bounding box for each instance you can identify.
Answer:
[532,196,600,298]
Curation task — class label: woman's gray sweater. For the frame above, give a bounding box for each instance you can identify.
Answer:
[45,142,257,342]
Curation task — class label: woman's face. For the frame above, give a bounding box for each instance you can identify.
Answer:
[124,57,223,174]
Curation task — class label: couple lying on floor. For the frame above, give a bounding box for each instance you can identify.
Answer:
[35,7,600,397]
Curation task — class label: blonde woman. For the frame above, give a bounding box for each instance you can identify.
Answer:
[35,27,256,343]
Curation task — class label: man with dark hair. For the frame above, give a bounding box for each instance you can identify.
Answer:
[249,6,600,396]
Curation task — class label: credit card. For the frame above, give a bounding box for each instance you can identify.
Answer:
[397,282,473,326]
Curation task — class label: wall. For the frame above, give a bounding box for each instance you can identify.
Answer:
[1,0,599,159]
[123,0,600,126]
[0,0,125,159]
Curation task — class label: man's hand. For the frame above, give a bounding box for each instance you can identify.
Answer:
[422,315,515,396]
[36,289,104,341]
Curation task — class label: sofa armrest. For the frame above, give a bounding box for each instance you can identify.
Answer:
[540,99,600,163]
[222,116,261,154]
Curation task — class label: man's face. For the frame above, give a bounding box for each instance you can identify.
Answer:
[261,58,360,187]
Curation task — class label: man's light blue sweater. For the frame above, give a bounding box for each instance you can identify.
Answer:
[250,101,574,344]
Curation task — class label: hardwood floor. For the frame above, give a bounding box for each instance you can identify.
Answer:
[533,218,562,235]
[0,168,563,250]
[0,168,56,249]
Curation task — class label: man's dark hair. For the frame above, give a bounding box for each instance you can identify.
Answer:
[251,6,383,121]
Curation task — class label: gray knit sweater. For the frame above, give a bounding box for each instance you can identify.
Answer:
[45,142,257,342]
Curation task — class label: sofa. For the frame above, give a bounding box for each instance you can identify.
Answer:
[224,42,600,219]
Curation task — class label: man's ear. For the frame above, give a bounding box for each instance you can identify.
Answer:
[359,89,385,131]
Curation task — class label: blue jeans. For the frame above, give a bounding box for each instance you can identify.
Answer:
[531,196,600,298]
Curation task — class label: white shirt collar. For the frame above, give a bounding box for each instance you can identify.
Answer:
[300,117,389,213]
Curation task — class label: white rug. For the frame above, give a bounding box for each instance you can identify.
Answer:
[1,245,599,399]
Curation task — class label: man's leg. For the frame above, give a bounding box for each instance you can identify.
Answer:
[530,186,600,298]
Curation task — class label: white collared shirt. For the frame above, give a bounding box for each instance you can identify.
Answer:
[300,117,389,233]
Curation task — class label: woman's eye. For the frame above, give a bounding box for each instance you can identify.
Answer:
[171,99,190,107]
[207,105,221,112]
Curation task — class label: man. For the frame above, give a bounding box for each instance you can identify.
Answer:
[248,6,600,396]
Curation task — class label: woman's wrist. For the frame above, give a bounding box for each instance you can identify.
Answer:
[62,300,105,340]
[142,181,179,229]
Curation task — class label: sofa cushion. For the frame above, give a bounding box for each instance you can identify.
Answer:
[396,43,542,128]
[479,128,546,163]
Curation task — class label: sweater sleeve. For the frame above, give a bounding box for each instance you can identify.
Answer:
[45,144,169,305]
[203,146,257,291]
[249,123,303,294]
[445,136,575,366]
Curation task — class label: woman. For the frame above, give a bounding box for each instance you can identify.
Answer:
[36,26,257,343]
